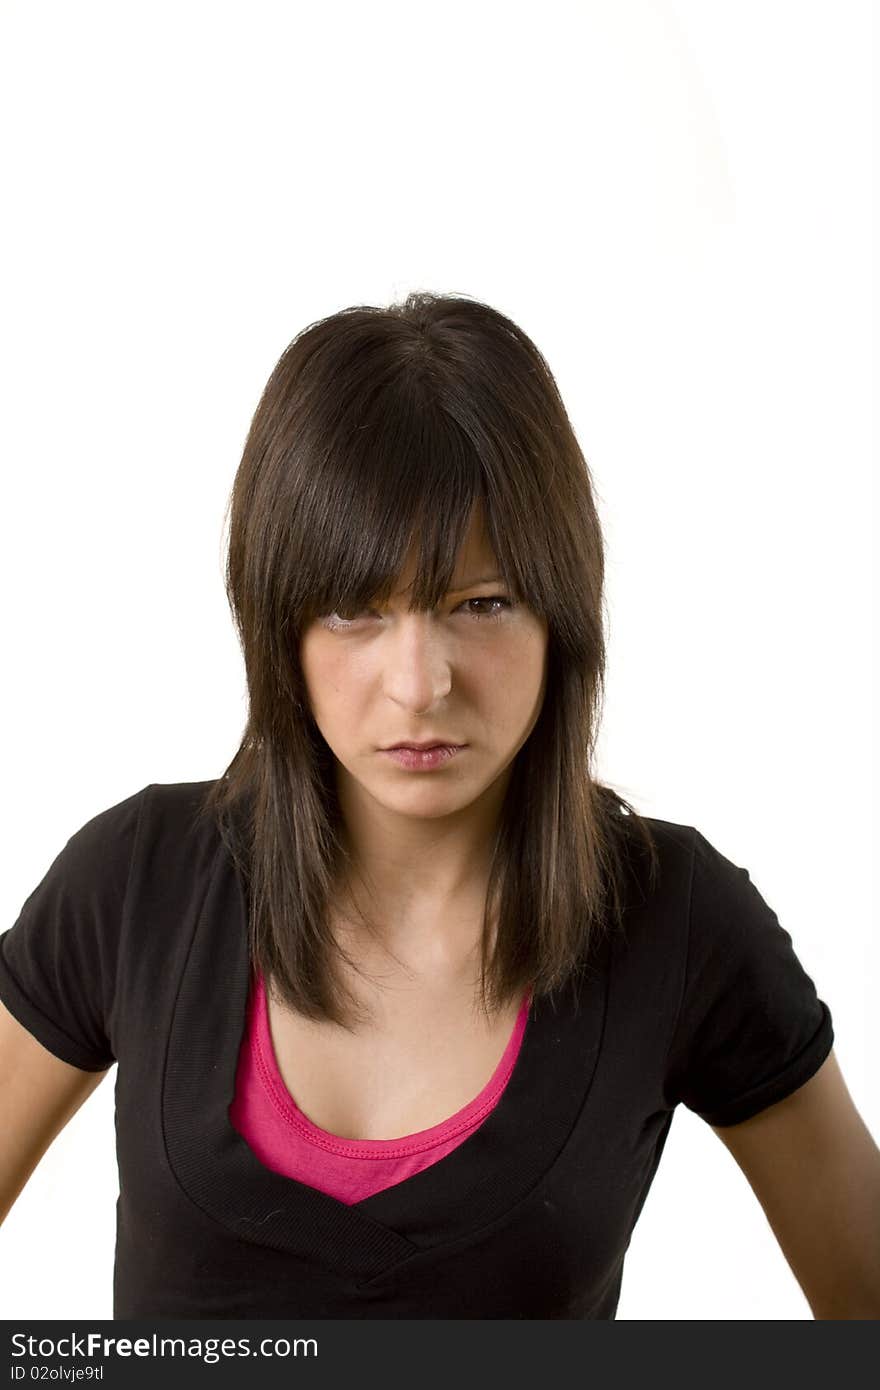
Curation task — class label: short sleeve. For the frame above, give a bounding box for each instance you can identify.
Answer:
[0,785,149,1071]
[664,828,834,1126]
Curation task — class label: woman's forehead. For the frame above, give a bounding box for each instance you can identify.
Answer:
[390,548,501,598]
[390,506,498,593]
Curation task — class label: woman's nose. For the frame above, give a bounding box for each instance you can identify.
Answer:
[381,616,453,708]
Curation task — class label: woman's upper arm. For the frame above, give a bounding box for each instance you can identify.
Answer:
[711,1047,880,1318]
[0,997,111,1226]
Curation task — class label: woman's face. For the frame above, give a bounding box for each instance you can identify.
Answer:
[299,517,549,827]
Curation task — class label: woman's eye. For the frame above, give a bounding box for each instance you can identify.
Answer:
[321,609,373,630]
[461,595,512,620]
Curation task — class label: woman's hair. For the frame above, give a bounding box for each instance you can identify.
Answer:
[197,290,659,1030]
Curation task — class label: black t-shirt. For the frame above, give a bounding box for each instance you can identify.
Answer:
[0,781,834,1319]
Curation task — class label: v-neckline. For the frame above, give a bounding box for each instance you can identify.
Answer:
[256,967,534,1156]
[162,837,613,1284]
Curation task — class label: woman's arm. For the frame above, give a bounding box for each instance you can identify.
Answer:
[0,998,111,1227]
[711,1048,880,1318]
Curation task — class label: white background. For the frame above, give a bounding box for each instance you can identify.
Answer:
[0,0,874,1321]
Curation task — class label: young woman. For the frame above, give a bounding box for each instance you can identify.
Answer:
[1,293,878,1319]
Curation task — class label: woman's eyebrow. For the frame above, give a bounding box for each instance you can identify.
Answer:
[388,572,505,599]
[447,573,503,593]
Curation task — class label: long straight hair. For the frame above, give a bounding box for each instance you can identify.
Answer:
[197,291,659,1031]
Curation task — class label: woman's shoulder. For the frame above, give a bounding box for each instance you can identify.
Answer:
[601,799,698,911]
[135,777,230,844]
[139,776,222,817]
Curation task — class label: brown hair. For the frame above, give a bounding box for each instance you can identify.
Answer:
[197,291,659,1031]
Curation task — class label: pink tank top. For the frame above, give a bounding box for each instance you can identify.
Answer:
[228,969,532,1204]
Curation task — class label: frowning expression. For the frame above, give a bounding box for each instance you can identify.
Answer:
[299,514,549,821]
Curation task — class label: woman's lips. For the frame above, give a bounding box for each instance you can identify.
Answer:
[380,745,465,770]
